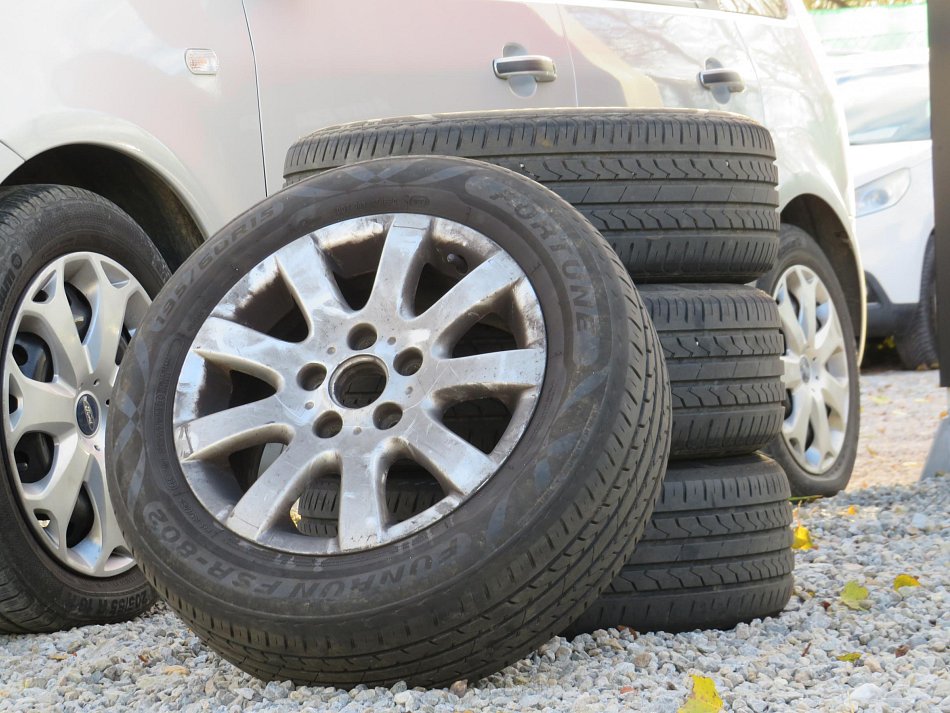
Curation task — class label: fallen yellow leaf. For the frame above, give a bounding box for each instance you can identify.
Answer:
[792,525,814,551]
[836,652,861,662]
[893,574,921,591]
[870,395,891,406]
[677,675,723,713]
[48,653,68,661]
[940,410,948,420]
[163,665,189,675]
[840,581,871,610]
[846,505,858,516]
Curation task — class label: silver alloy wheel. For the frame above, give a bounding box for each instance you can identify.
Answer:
[2,253,150,576]
[173,213,546,555]
[773,264,849,474]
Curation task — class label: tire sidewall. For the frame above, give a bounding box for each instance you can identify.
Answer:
[756,224,860,496]
[0,186,167,618]
[109,158,649,633]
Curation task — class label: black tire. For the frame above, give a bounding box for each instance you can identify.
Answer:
[639,284,785,459]
[896,234,938,370]
[107,156,671,687]
[756,225,860,497]
[564,453,793,635]
[0,185,167,633]
[283,109,779,283]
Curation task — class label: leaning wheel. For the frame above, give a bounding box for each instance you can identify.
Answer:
[756,224,860,497]
[108,156,671,687]
[0,185,167,632]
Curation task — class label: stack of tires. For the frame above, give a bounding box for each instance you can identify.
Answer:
[282,110,795,635]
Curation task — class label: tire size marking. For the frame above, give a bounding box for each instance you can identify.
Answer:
[144,502,463,600]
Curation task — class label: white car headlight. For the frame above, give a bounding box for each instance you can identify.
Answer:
[855,168,912,217]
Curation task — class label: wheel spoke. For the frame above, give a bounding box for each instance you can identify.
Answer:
[808,391,833,463]
[337,451,388,550]
[81,453,128,574]
[781,354,803,390]
[820,373,849,422]
[175,396,291,461]
[401,412,499,495]
[414,253,524,350]
[792,268,818,345]
[7,367,76,438]
[19,269,89,385]
[783,385,813,452]
[192,316,290,385]
[429,349,545,404]
[225,443,319,542]
[814,309,845,365]
[20,438,91,550]
[275,237,352,326]
[775,291,806,355]
[84,260,134,376]
[364,217,429,319]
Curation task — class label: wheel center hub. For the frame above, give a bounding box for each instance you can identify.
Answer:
[75,393,101,436]
[799,356,812,383]
[329,355,388,409]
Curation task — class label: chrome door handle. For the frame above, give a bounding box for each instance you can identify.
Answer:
[698,68,745,93]
[493,55,557,83]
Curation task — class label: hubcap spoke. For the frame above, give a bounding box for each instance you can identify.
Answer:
[20,438,91,548]
[82,453,127,574]
[820,373,849,421]
[84,260,133,377]
[783,385,813,451]
[814,309,844,366]
[337,451,388,550]
[7,367,76,438]
[808,391,834,465]
[19,268,89,386]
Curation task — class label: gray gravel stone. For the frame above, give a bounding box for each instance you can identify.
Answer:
[0,373,946,712]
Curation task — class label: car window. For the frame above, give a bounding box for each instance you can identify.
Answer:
[837,63,931,144]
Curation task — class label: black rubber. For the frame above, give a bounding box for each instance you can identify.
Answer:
[283,109,780,283]
[0,185,166,633]
[638,284,785,459]
[756,225,860,497]
[564,453,794,635]
[107,156,672,688]
[896,234,939,370]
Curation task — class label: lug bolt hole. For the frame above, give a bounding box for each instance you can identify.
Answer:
[373,403,403,430]
[298,364,328,391]
[394,348,423,377]
[446,252,469,275]
[314,412,343,439]
[347,324,378,351]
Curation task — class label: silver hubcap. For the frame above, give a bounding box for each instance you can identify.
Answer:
[2,253,150,576]
[773,264,849,474]
[173,214,546,554]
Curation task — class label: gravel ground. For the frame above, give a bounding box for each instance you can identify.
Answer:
[1,370,947,712]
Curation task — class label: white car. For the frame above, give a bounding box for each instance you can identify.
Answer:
[0,0,863,630]
[836,52,935,369]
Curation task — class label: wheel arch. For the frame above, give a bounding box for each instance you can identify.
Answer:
[2,144,205,270]
[780,193,866,356]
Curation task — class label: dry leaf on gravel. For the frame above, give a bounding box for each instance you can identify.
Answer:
[792,525,814,551]
[677,675,723,713]
[836,652,862,663]
[840,581,871,610]
[893,574,921,591]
